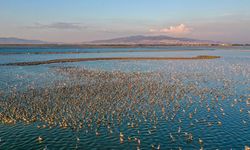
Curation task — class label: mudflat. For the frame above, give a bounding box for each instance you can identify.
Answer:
[2,55,221,66]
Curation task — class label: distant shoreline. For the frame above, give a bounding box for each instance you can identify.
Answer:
[1,55,221,66]
[0,43,249,49]
[0,49,216,55]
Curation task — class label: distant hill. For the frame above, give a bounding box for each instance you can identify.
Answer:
[0,36,225,45]
[89,35,222,45]
[0,37,50,44]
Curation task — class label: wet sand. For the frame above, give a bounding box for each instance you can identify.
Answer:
[2,55,221,66]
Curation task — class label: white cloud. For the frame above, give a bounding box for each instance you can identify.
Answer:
[149,29,157,32]
[150,24,191,35]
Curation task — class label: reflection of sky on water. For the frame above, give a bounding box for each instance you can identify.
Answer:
[0,48,249,92]
[0,48,249,64]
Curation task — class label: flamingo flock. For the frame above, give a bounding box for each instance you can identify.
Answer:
[0,65,249,149]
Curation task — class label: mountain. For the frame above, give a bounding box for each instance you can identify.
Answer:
[89,35,221,45]
[0,36,223,45]
[0,37,50,44]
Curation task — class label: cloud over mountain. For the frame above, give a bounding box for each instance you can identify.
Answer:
[150,24,192,35]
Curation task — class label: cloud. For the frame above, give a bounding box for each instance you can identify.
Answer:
[150,24,191,35]
[29,22,87,30]
[149,29,157,32]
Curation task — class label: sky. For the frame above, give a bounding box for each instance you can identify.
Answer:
[0,0,250,43]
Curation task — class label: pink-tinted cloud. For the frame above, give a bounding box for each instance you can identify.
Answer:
[150,24,191,35]
[149,29,157,32]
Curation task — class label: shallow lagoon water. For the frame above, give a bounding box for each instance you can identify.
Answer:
[0,47,249,149]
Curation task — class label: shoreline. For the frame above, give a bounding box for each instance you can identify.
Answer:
[0,44,248,49]
[1,55,221,66]
[0,49,216,55]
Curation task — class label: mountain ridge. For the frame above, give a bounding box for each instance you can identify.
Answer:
[88,35,222,45]
[0,35,224,45]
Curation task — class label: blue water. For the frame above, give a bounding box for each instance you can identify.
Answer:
[0,47,249,149]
